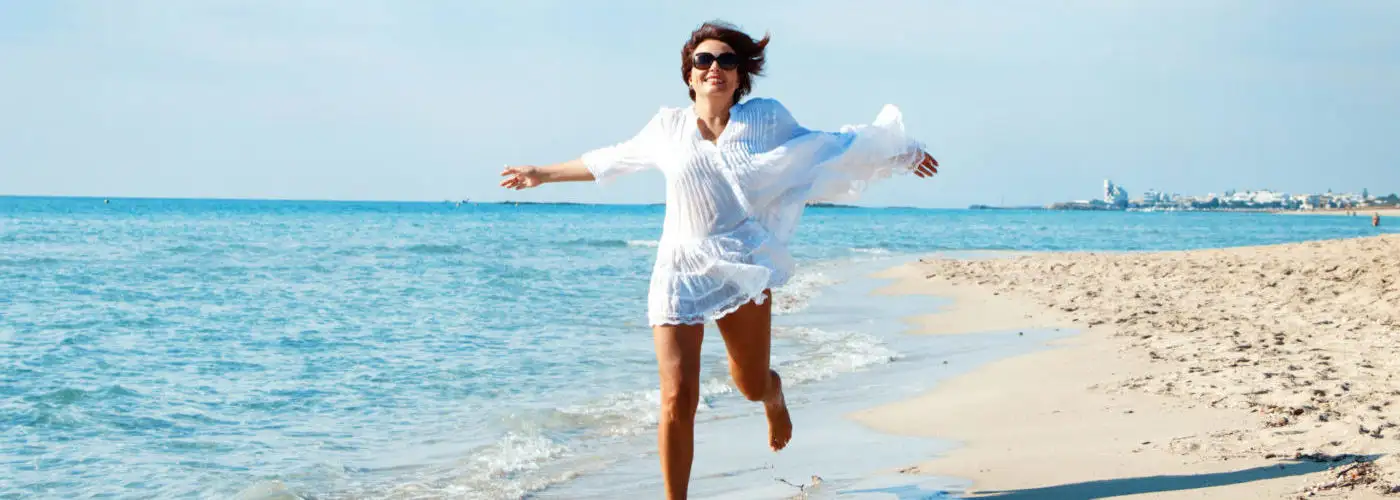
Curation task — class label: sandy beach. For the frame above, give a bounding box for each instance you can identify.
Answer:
[854,235,1400,498]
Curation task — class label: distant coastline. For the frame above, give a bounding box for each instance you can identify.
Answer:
[969,203,1400,214]
[970,179,1398,214]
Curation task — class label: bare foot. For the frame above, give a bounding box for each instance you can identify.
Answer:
[764,370,792,451]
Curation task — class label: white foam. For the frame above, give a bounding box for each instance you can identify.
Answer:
[231,480,303,500]
[773,326,900,385]
[552,378,735,436]
[472,432,569,478]
[544,325,897,433]
[375,431,575,500]
[625,240,659,248]
[772,269,839,316]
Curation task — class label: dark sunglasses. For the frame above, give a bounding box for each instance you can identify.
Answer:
[693,52,740,70]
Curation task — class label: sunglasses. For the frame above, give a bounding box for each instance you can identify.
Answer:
[693,52,740,70]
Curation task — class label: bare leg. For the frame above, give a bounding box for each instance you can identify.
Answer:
[653,323,704,500]
[715,290,792,451]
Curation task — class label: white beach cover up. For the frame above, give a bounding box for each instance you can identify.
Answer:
[581,98,928,326]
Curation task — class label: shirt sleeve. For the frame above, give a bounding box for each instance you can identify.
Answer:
[580,108,669,183]
[746,100,928,209]
[763,98,813,142]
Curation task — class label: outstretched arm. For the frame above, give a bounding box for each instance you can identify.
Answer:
[501,109,669,190]
[499,160,594,190]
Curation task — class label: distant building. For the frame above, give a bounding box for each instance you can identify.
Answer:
[1213,189,1291,208]
[1252,190,1287,205]
[1103,179,1128,208]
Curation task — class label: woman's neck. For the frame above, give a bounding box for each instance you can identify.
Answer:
[693,95,733,123]
[693,95,733,142]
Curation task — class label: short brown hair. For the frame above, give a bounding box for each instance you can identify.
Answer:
[681,21,770,103]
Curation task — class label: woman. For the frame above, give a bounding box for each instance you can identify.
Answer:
[499,21,939,499]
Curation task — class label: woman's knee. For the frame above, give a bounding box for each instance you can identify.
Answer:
[658,376,701,421]
[652,324,704,422]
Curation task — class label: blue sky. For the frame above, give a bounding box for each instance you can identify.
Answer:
[2,1,1397,208]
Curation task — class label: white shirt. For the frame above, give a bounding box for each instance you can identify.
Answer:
[582,97,926,326]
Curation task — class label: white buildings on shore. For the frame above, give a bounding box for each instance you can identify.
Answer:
[1103,180,1129,208]
[1296,194,1323,210]
[1055,180,1395,211]
[1225,189,1290,206]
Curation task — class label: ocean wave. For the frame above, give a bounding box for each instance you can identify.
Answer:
[167,245,205,254]
[24,385,142,407]
[463,432,571,495]
[11,405,87,430]
[772,269,839,316]
[558,238,659,249]
[772,326,900,384]
[0,256,62,267]
[464,323,896,490]
[403,244,471,255]
[561,239,625,248]
[422,326,898,497]
[31,387,92,406]
[549,377,735,436]
[365,431,584,500]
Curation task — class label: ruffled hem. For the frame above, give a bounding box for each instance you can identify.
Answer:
[643,220,791,326]
[649,287,769,326]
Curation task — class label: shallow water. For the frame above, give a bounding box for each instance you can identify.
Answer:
[1,197,1392,498]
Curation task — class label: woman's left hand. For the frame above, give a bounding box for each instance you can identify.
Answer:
[914,151,939,178]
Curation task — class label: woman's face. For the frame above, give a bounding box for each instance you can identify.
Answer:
[689,39,739,102]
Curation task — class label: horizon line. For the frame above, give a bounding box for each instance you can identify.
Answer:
[0,193,964,210]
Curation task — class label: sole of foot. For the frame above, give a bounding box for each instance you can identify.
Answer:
[765,370,792,451]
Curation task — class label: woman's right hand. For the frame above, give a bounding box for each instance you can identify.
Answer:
[499,165,545,190]
[914,152,939,178]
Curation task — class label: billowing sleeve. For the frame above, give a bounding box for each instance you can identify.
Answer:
[748,101,928,207]
[780,102,926,202]
[745,101,930,247]
[580,108,669,183]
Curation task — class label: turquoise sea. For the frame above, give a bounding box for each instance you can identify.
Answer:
[2,196,1393,499]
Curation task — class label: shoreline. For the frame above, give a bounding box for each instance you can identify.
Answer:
[1279,208,1400,218]
[850,236,1400,498]
[534,255,1063,499]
